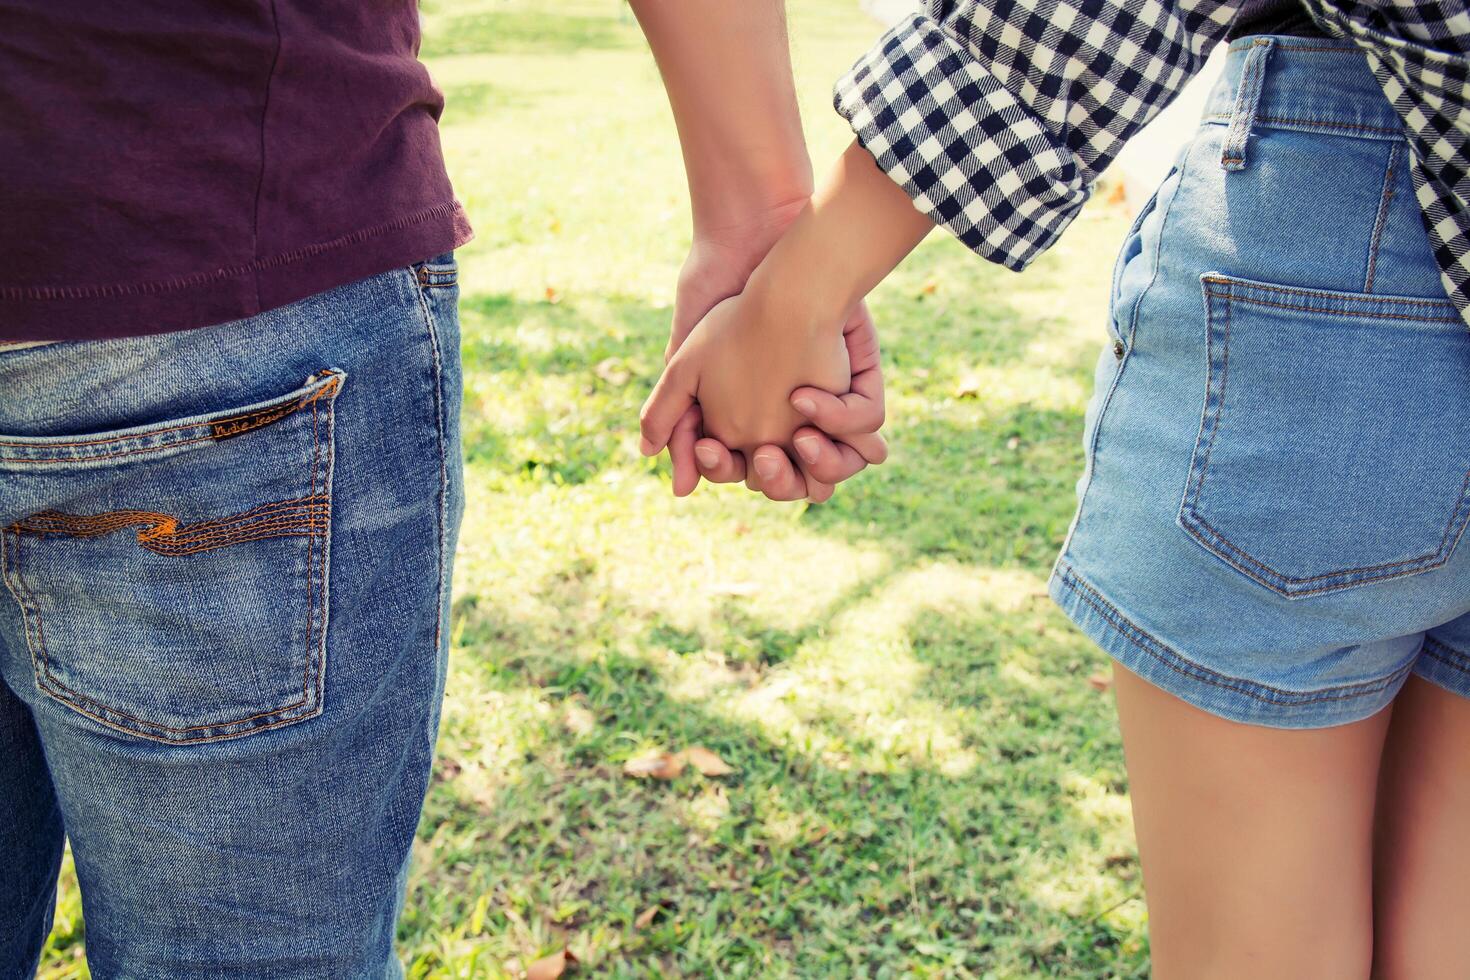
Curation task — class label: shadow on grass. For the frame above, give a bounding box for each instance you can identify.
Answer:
[407,537,1144,977]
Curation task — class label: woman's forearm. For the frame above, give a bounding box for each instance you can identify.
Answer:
[630,0,814,243]
[748,140,934,331]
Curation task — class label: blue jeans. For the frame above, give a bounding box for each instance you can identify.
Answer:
[0,256,463,977]
[1050,37,1470,727]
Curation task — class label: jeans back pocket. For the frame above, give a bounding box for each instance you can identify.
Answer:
[0,370,344,743]
[1179,274,1470,598]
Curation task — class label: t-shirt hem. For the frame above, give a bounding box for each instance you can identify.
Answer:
[0,201,474,342]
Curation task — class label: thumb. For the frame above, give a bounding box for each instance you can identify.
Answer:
[663,319,696,365]
[639,357,698,456]
[789,385,884,436]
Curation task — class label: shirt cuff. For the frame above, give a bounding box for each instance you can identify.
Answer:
[834,13,1091,271]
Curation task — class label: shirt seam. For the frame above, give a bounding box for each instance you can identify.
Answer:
[251,0,284,312]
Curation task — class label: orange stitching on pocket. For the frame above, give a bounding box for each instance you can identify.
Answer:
[303,389,327,705]
[9,496,328,557]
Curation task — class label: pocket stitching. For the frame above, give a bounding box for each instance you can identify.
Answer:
[1110,163,1181,347]
[1201,274,1459,313]
[1179,281,1470,597]
[3,388,338,742]
[0,372,342,462]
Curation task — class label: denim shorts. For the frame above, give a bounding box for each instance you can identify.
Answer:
[0,256,463,976]
[1049,37,1470,729]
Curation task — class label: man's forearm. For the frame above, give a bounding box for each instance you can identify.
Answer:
[630,0,813,242]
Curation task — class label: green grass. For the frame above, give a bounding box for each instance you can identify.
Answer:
[42,1,1147,976]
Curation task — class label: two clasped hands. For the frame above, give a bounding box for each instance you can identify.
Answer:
[632,3,934,503]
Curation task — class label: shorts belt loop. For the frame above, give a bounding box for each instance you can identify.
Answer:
[1221,38,1275,172]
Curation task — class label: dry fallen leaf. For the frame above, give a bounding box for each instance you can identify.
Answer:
[634,905,661,930]
[526,949,578,980]
[624,752,685,780]
[955,374,982,399]
[1087,673,1112,692]
[562,700,595,736]
[682,746,735,777]
[919,278,939,296]
[544,285,562,304]
[708,581,760,597]
[593,357,631,387]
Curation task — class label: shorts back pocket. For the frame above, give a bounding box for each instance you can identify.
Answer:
[1179,274,1470,598]
[0,370,345,743]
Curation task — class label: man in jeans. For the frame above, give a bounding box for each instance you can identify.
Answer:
[0,2,875,974]
[0,4,471,975]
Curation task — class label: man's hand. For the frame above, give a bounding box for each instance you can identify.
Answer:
[659,201,802,498]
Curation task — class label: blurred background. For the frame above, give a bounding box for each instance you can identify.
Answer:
[41,1,1222,976]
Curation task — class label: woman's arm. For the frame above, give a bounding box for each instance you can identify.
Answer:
[748,141,935,339]
[832,0,1240,271]
[643,0,1248,480]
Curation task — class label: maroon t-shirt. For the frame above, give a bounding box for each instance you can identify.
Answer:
[0,1,473,341]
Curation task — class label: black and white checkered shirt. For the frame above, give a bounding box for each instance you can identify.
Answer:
[835,0,1470,325]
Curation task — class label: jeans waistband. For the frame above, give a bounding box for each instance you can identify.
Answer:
[1202,36,1402,141]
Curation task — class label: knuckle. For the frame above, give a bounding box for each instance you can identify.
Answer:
[810,460,843,483]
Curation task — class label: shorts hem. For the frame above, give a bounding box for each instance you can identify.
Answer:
[1050,559,1409,729]
[1412,636,1470,700]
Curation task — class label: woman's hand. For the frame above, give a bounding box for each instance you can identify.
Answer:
[653,286,850,452]
[684,300,888,502]
[661,204,886,501]
[641,275,890,502]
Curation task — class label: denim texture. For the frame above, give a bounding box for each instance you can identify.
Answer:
[1050,37,1470,728]
[0,255,463,976]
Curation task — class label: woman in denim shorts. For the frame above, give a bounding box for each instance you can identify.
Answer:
[638,0,1470,972]
[1049,36,1470,976]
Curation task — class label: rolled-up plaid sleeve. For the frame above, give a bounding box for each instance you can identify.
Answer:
[835,0,1239,270]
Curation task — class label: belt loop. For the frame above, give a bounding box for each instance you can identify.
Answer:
[1221,37,1275,172]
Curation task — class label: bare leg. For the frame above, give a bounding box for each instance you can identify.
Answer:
[1113,662,1390,979]
[1372,674,1470,979]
